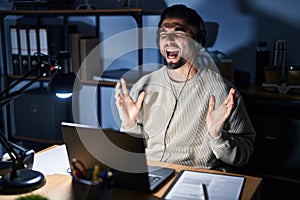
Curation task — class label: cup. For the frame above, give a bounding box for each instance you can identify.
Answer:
[287,65,300,85]
[71,168,113,200]
[264,67,281,84]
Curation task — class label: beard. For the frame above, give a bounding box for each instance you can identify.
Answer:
[165,57,187,70]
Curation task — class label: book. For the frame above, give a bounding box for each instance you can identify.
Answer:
[164,170,245,200]
[79,37,101,80]
[38,27,49,56]
[28,27,38,72]
[68,32,93,73]
[69,33,81,74]
[9,26,20,75]
[19,27,29,74]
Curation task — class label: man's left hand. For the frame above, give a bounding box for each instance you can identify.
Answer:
[206,88,236,138]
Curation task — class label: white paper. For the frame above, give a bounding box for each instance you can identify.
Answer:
[165,170,244,200]
[32,144,71,176]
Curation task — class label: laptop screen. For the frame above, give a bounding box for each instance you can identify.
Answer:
[61,122,175,192]
[61,122,149,173]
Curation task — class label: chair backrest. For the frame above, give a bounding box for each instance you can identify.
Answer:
[205,22,219,48]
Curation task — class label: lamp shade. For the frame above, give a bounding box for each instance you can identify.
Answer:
[47,71,82,96]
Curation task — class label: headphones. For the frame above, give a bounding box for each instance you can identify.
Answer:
[156,18,207,48]
[193,20,206,48]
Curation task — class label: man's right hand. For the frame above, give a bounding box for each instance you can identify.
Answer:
[115,78,146,129]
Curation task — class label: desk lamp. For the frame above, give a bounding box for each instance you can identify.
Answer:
[47,51,82,98]
[0,51,82,194]
[0,130,44,194]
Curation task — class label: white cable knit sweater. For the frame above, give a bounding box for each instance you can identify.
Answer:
[121,65,255,170]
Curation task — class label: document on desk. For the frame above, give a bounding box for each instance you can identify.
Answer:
[164,170,244,200]
[32,144,71,176]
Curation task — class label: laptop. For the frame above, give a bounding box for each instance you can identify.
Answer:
[61,122,175,192]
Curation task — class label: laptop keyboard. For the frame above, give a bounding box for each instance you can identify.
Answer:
[149,174,162,186]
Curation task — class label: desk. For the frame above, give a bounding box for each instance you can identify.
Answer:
[150,161,262,200]
[0,147,262,200]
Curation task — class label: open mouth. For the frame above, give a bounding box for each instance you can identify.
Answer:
[166,49,179,59]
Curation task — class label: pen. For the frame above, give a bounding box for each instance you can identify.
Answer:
[92,164,101,183]
[71,158,86,179]
[200,183,207,200]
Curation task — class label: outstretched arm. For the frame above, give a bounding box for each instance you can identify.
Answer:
[115,78,146,129]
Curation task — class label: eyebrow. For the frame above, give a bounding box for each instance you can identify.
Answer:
[174,27,187,32]
[161,22,185,28]
[160,22,192,34]
[160,26,188,33]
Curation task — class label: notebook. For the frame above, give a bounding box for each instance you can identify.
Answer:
[61,122,175,192]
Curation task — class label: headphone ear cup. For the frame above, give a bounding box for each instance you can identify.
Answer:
[194,30,206,48]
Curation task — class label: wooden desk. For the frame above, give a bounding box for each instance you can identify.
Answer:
[149,161,262,200]
[0,147,262,200]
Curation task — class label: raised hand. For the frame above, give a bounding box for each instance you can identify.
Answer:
[115,78,146,129]
[206,88,236,138]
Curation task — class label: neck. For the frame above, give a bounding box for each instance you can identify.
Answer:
[167,62,197,82]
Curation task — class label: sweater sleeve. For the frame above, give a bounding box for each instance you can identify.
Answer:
[209,89,256,167]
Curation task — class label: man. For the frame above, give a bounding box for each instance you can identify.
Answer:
[115,4,255,171]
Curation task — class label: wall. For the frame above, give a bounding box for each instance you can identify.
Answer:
[76,15,161,129]
[77,0,300,128]
[165,0,300,83]
[1,0,299,144]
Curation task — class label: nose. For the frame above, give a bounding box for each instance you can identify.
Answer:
[166,33,175,44]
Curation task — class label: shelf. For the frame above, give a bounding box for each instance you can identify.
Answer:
[8,75,50,81]
[11,135,63,145]
[0,8,160,145]
[0,9,162,19]
[239,85,300,101]
[8,75,118,87]
[82,79,117,87]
